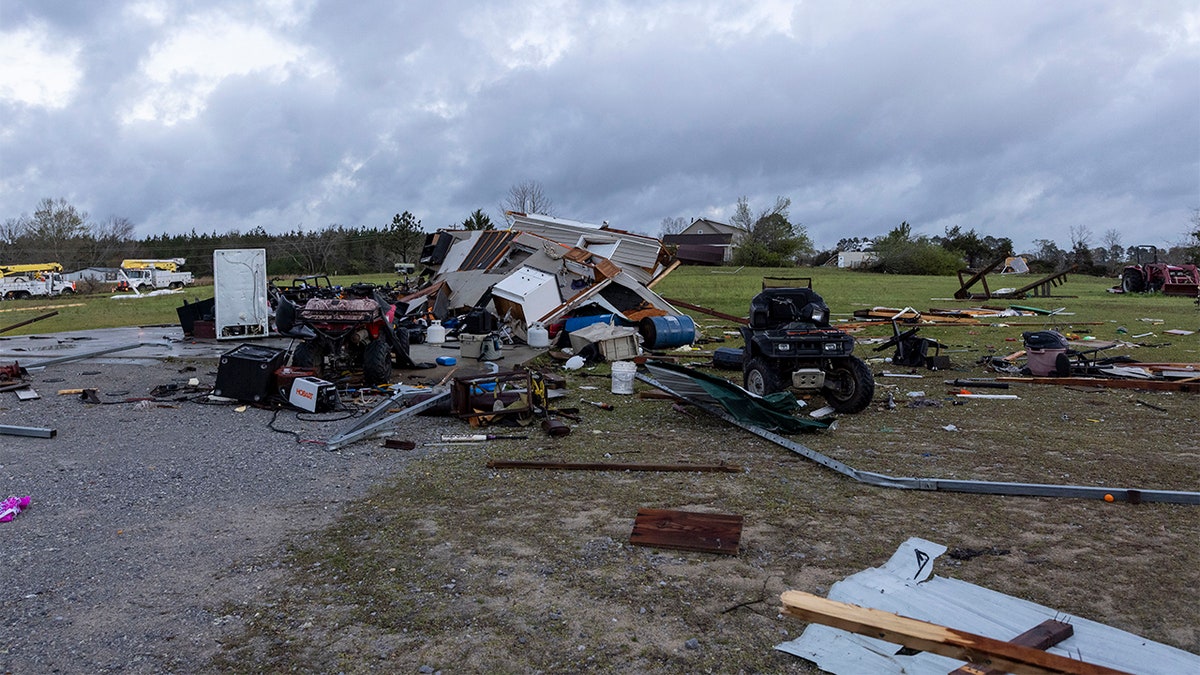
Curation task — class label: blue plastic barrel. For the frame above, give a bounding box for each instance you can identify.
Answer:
[564,313,632,333]
[639,315,696,349]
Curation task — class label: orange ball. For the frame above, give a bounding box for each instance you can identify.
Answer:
[1103,494,1114,502]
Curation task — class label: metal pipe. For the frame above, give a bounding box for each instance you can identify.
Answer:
[0,425,56,438]
[637,372,1200,505]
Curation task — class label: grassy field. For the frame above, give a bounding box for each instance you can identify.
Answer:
[6,265,1195,366]
[658,267,1200,368]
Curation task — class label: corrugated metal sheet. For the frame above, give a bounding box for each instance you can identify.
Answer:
[776,538,1200,674]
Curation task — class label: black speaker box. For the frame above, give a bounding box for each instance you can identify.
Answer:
[214,344,287,402]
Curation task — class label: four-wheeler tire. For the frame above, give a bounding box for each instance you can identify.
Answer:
[743,355,785,396]
[1121,269,1145,293]
[362,337,393,386]
[291,341,324,375]
[822,355,875,414]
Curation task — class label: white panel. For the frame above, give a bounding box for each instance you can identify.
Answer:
[491,266,562,326]
[214,249,269,340]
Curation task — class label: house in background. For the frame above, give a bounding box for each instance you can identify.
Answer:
[663,218,745,265]
[64,267,124,284]
[834,251,879,269]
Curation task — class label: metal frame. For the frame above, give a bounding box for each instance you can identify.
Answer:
[324,386,449,450]
[637,372,1200,505]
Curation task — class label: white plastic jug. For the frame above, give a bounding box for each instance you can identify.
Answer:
[426,320,446,344]
[527,322,550,348]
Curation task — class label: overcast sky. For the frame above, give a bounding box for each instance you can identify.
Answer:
[2,1,1197,254]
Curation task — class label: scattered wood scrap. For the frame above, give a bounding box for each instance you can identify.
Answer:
[949,619,1074,675]
[998,376,1200,393]
[629,508,742,555]
[486,460,740,473]
[779,590,1131,675]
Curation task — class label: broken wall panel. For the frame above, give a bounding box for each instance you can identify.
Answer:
[509,213,671,284]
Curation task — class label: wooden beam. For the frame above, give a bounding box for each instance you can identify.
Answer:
[0,310,59,335]
[646,259,681,290]
[486,459,741,473]
[661,297,748,325]
[950,619,1074,675]
[997,376,1200,393]
[780,590,1130,675]
[955,258,1004,299]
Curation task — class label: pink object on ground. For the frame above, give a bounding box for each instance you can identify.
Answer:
[0,495,31,522]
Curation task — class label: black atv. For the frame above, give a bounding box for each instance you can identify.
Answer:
[740,285,875,413]
[274,283,416,386]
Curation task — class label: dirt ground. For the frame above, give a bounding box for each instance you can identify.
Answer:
[1,351,1197,673]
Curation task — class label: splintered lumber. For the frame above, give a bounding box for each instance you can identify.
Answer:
[779,590,1131,675]
[950,619,1074,675]
[955,258,1005,299]
[629,508,742,555]
[997,376,1200,393]
[486,460,741,473]
[660,297,748,325]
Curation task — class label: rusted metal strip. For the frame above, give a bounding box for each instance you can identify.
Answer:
[637,372,1200,505]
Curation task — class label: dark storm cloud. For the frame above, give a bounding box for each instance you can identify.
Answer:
[1,1,1196,253]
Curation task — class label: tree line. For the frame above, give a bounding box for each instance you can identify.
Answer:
[7,194,1198,280]
[662,201,1200,275]
[0,198,443,277]
[0,184,547,278]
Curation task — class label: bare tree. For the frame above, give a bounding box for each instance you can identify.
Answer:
[730,196,754,232]
[1068,224,1092,251]
[87,216,137,266]
[501,180,555,225]
[1101,228,1124,268]
[731,196,790,233]
[658,216,688,238]
[286,225,342,273]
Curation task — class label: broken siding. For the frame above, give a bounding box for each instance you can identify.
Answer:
[459,230,518,271]
[509,213,668,284]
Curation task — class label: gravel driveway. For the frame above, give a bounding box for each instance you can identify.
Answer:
[0,356,448,673]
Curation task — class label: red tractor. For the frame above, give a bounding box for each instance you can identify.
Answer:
[1118,245,1200,297]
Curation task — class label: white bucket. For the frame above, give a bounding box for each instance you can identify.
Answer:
[610,361,636,395]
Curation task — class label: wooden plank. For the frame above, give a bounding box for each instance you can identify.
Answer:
[629,508,742,555]
[487,460,741,473]
[780,590,1130,675]
[950,619,1074,675]
[955,258,1005,299]
[997,376,1200,393]
[661,297,748,325]
[646,259,682,290]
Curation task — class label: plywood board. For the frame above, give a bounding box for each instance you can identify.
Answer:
[629,508,742,555]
